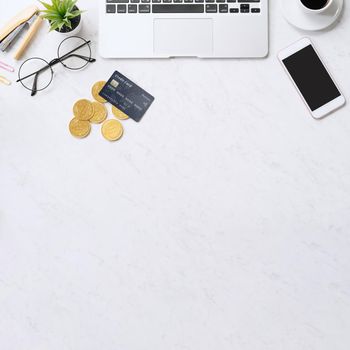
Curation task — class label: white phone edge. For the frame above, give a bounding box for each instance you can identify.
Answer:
[278,37,346,120]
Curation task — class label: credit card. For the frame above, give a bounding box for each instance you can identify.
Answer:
[99,71,155,122]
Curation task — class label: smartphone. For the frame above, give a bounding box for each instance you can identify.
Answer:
[278,38,345,119]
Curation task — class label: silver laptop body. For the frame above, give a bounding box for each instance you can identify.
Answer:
[99,0,269,58]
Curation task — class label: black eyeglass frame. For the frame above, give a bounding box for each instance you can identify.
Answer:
[17,36,96,96]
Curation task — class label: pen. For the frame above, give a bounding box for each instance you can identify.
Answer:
[0,61,15,73]
[0,75,11,85]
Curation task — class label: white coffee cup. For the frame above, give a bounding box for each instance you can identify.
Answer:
[299,0,334,13]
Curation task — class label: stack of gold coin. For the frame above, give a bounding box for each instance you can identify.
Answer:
[69,81,128,141]
[69,99,93,138]
[91,81,107,104]
[73,99,94,120]
[90,102,108,124]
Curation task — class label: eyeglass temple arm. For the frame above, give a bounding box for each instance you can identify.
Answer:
[31,72,39,97]
[62,54,96,63]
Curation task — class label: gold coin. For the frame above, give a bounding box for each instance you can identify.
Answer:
[92,81,107,103]
[69,118,91,138]
[101,119,124,141]
[90,102,108,124]
[112,106,129,120]
[73,99,94,121]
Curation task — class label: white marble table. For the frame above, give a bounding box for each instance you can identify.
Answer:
[1,1,350,349]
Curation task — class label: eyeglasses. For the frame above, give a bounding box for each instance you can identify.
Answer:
[17,36,96,96]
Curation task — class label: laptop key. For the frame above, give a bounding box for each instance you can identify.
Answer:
[139,4,151,11]
[206,3,217,12]
[219,3,228,11]
[251,8,260,12]
[230,7,238,12]
[117,4,127,12]
[128,4,138,11]
[152,4,204,12]
[106,4,116,12]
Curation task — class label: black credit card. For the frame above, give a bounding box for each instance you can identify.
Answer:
[99,71,155,122]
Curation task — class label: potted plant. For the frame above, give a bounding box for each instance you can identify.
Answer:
[39,0,83,35]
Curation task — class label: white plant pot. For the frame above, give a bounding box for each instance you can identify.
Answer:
[54,16,83,37]
[64,17,83,36]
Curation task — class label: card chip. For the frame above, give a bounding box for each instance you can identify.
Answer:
[110,80,119,88]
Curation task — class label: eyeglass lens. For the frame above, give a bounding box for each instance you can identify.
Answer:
[18,57,53,92]
[57,36,92,70]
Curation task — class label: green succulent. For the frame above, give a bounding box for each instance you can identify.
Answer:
[39,0,83,32]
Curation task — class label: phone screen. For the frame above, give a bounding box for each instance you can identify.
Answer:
[282,45,341,111]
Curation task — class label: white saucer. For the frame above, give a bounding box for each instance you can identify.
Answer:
[281,0,344,31]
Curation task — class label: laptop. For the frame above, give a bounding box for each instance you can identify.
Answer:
[99,0,269,58]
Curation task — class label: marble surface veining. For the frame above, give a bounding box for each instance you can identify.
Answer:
[0,1,350,349]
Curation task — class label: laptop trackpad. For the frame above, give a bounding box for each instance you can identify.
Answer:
[154,19,213,57]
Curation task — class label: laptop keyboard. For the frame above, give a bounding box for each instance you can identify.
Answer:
[106,0,261,14]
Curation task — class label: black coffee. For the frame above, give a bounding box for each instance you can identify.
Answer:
[300,0,329,10]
